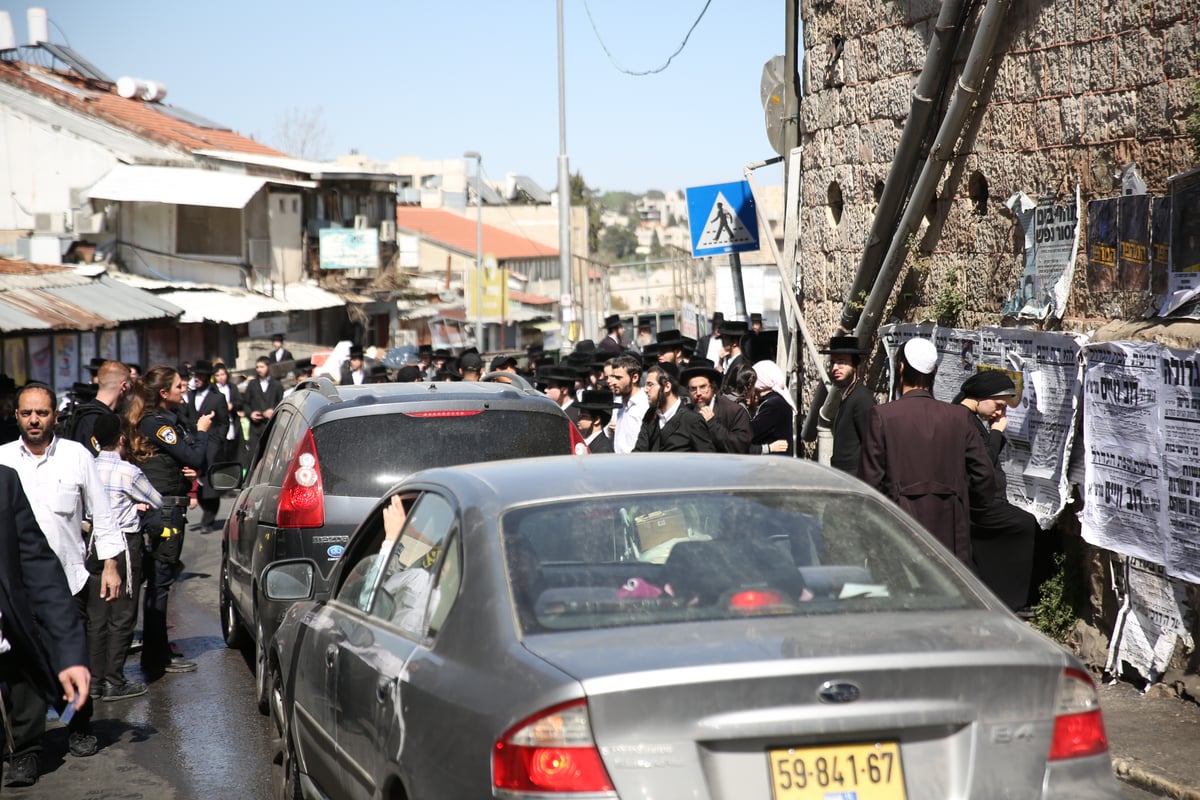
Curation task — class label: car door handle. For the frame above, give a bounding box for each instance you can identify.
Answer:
[325,644,338,668]
[376,678,394,703]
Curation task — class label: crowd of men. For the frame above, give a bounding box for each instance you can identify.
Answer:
[0,321,1047,787]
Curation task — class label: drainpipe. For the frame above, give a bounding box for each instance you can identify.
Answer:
[802,0,972,442]
[854,0,1012,344]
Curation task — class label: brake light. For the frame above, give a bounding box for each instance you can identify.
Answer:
[277,428,324,528]
[493,700,615,795]
[403,409,484,418]
[729,589,783,608]
[568,420,590,455]
[1048,668,1109,761]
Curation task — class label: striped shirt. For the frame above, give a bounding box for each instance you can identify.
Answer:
[96,450,163,534]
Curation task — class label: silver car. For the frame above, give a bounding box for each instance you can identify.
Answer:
[264,454,1120,799]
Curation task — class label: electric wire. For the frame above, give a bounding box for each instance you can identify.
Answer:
[582,0,714,76]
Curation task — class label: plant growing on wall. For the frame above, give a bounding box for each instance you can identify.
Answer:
[1187,75,1200,159]
[933,270,965,326]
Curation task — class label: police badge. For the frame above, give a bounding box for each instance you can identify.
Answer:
[156,425,178,445]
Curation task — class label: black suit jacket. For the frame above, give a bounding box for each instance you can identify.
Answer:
[596,335,622,355]
[634,402,715,453]
[585,431,614,453]
[244,376,284,422]
[705,394,753,454]
[271,347,294,363]
[185,388,231,498]
[0,466,87,701]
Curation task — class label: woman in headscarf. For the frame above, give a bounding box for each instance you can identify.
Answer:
[749,360,795,456]
[954,370,1039,611]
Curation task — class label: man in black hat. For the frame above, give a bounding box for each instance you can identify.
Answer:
[185,360,231,531]
[597,314,624,355]
[340,345,367,385]
[85,357,107,384]
[269,334,293,364]
[682,358,751,454]
[458,352,484,382]
[954,370,1040,611]
[540,366,582,423]
[655,329,696,366]
[395,365,423,383]
[243,357,283,469]
[717,320,750,395]
[428,349,451,381]
[365,364,391,384]
[635,363,714,453]
[820,335,875,474]
[416,345,433,377]
[574,388,616,453]
[750,312,763,332]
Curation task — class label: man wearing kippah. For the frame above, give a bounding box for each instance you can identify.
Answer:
[859,339,996,565]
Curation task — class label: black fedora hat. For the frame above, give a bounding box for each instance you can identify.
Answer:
[538,365,580,386]
[719,320,749,339]
[348,345,365,359]
[819,335,869,355]
[603,314,622,331]
[679,357,722,387]
[576,388,617,415]
[192,359,215,376]
[740,329,779,364]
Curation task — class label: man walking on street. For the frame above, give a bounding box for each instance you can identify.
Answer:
[859,338,996,565]
[243,357,282,467]
[0,383,124,781]
[821,335,875,473]
[635,364,714,453]
[0,465,92,789]
[597,314,625,355]
[184,360,230,532]
[607,355,649,454]
[682,358,751,454]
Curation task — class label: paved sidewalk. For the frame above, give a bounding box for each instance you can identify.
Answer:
[1100,681,1200,799]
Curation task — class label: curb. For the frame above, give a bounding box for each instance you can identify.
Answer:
[1113,758,1200,800]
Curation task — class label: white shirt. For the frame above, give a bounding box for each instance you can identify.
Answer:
[584,429,607,448]
[0,436,123,594]
[194,387,210,411]
[656,396,681,429]
[612,389,649,454]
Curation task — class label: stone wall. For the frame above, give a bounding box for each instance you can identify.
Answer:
[799,0,1196,343]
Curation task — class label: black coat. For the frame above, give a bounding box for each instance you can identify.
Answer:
[830,381,875,473]
[720,354,748,394]
[596,335,622,355]
[0,466,88,702]
[634,402,715,453]
[244,377,284,421]
[585,431,614,453]
[138,406,209,497]
[703,394,752,454]
[184,388,230,500]
[751,391,794,455]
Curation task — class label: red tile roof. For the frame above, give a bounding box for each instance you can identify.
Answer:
[0,260,70,275]
[509,290,556,306]
[395,208,557,261]
[0,61,285,157]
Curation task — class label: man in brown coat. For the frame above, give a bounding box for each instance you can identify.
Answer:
[859,338,996,565]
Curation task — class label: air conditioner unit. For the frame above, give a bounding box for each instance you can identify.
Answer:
[379,220,396,242]
[353,214,369,230]
[73,209,104,234]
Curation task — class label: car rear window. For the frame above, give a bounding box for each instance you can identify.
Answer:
[502,490,981,633]
[312,410,571,495]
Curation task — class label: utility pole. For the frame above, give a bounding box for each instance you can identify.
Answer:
[556,0,574,352]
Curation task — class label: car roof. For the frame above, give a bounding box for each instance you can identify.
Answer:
[288,377,564,420]
[409,453,874,508]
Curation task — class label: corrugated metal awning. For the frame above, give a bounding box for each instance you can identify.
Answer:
[154,284,347,325]
[87,165,314,209]
[0,280,182,332]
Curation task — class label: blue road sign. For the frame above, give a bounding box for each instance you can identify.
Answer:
[685,181,759,257]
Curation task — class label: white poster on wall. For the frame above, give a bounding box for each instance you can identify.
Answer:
[1107,558,1195,682]
[1080,341,1164,563]
[1159,346,1200,581]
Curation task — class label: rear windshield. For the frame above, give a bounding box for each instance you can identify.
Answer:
[502,491,980,633]
[313,410,570,495]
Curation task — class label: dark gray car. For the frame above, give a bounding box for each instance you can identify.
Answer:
[265,454,1120,799]
[218,376,585,712]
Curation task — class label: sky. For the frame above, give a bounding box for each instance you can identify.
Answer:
[11,0,791,195]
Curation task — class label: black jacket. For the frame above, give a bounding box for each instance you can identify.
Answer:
[831,381,875,473]
[183,388,231,499]
[703,394,752,454]
[67,398,118,456]
[751,391,794,456]
[244,376,284,425]
[0,466,87,702]
[137,407,209,496]
[634,402,715,453]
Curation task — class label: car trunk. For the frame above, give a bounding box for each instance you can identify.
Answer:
[521,610,1068,800]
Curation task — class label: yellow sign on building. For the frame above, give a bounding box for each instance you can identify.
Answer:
[467,260,508,319]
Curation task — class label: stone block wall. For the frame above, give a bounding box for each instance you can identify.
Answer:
[798,0,1197,346]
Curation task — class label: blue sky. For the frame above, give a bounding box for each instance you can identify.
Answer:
[20,1,791,194]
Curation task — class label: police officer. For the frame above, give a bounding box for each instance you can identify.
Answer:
[125,366,212,678]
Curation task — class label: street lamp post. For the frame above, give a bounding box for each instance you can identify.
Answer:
[464,151,483,350]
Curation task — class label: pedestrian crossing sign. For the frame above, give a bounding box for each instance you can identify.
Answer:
[685,180,759,257]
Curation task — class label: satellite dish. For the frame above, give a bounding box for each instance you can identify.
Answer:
[761,55,787,158]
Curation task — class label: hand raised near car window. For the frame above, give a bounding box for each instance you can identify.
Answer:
[383,494,407,542]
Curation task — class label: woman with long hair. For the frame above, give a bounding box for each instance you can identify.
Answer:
[125,366,212,678]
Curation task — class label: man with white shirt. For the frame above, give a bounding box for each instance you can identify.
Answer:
[340,345,367,385]
[269,333,293,364]
[0,382,123,776]
[634,363,714,453]
[607,354,649,454]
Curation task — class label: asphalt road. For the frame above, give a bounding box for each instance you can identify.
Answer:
[4,497,1162,799]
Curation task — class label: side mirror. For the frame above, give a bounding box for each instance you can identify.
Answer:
[207,461,244,492]
[262,560,315,602]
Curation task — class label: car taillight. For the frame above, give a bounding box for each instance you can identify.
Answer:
[277,428,324,528]
[1048,668,1109,761]
[568,421,590,455]
[729,589,784,609]
[493,700,615,795]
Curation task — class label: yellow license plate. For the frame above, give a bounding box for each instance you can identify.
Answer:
[768,741,906,800]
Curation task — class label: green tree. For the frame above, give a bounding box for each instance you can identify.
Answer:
[569,171,602,255]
